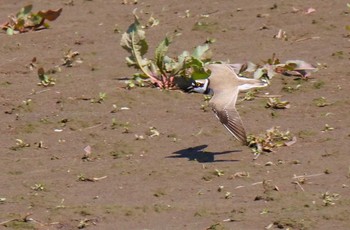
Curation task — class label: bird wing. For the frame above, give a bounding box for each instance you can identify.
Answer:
[209,89,247,144]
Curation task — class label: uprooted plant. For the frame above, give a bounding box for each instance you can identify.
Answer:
[0,4,62,35]
[120,11,318,91]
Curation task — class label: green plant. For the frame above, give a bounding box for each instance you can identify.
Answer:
[120,11,214,90]
[90,92,107,103]
[37,67,56,86]
[0,4,62,35]
[313,97,330,107]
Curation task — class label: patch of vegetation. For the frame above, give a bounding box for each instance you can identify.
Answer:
[265,97,290,109]
[331,50,345,59]
[109,150,132,159]
[247,127,296,156]
[0,4,62,35]
[206,223,227,230]
[3,220,35,229]
[9,139,30,151]
[322,192,340,206]
[90,92,107,104]
[121,11,212,90]
[8,171,23,175]
[313,80,325,89]
[313,97,330,107]
[282,84,301,93]
[153,188,166,197]
[153,203,171,213]
[37,67,56,86]
[194,209,209,217]
[321,124,334,132]
[0,81,12,87]
[31,183,45,191]
[213,169,225,177]
[193,21,219,33]
[298,130,316,139]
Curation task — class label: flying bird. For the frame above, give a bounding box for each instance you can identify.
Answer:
[188,64,268,145]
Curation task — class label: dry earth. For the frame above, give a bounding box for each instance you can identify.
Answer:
[1,0,350,229]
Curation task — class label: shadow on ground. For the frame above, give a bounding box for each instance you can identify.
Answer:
[168,145,241,162]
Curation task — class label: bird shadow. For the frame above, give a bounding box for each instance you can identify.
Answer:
[167,144,241,163]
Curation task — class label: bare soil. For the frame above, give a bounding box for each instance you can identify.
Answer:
[1,0,350,229]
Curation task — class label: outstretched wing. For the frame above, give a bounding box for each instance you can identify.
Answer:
[209,89,247,145]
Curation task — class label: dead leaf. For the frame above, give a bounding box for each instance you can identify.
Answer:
[37,8,62,21]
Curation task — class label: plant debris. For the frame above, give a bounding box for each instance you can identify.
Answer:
[37,67,56,86]
[77,174,107,182]
[1,4,62,35]
[265,97,290,109]
[247,127,297,156]
[313,97,330,107]
[10,139,30,151]
[227,54,317,83]
[147,127,160,137]
[322,192,340,206]
[62,49,81,67]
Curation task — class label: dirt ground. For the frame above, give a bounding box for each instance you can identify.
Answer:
[1,0,350,229]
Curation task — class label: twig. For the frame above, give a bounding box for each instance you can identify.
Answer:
[83,123,103,130]
[0,213,33,226]
[293,36,320,43]
[293,173,324,179]
[93,176,107,181]
[255,94,282,98]
[29,88,51,95]
[0,219,17,225]
[292,181,305,191]
[234,181,263,190]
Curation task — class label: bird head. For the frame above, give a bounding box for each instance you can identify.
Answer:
[186,79,210,94]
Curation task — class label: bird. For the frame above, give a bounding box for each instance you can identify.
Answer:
[188,63,268,145]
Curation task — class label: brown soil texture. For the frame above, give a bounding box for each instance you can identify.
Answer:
[1,0,350,229]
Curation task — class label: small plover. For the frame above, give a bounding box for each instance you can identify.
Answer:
[189,64,268,145]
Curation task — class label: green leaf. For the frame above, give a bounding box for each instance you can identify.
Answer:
[253,68,265,79]
[191,66,210,80]
[16,4,33,18]
[163,56,177,72]
[120,13,153,79]
[155,36,171,76]
[6,28,14,35]
[192,44,211,60]
[31,14,43,25]
[171,51,190,75]
[38,67,48,82]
